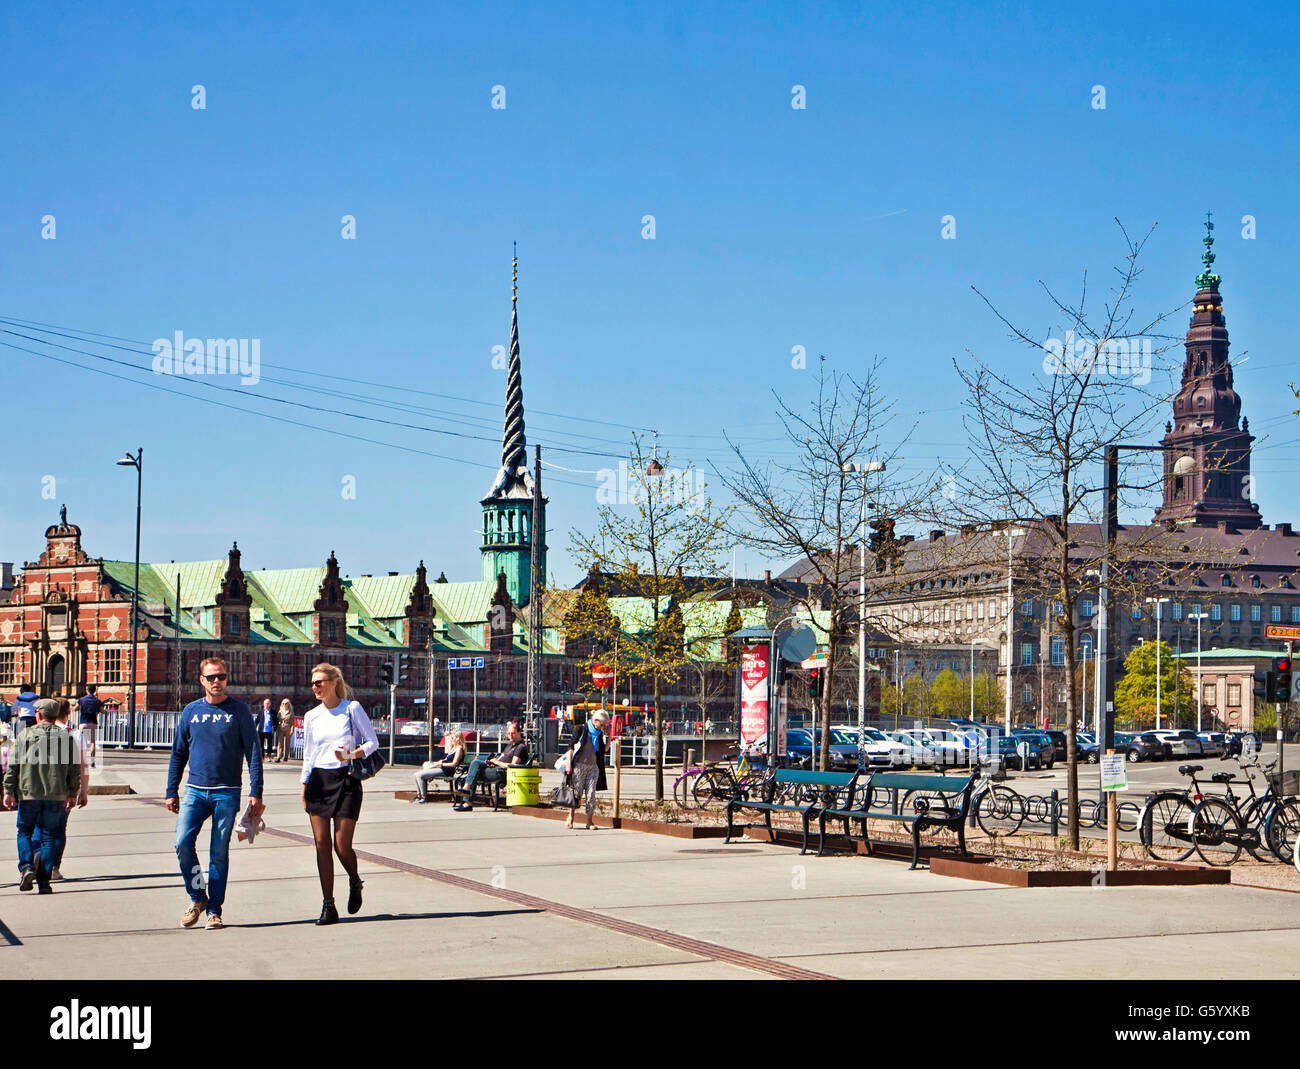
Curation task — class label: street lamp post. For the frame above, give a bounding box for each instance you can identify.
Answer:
[1189,612,1208,732]
[841,461,885,748]
[116,448,143,750]
[1146,598,1171,730]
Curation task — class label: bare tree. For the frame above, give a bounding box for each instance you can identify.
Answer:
[568,434,732,800]
[943,221,1213,847]
[719,360,925,771]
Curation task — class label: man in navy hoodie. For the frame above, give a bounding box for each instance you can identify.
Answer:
[165,655,263,930]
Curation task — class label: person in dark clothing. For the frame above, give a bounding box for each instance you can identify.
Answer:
[77,685,102,768]
[563,710,609,829]
[165,656,263,930]
[453,721,529,812]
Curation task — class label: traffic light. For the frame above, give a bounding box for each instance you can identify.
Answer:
[1254,669,1271,703]
[808,667,821,698]
[1274,656,1293,703]
[381,661,394,686]
[397,652,410,684]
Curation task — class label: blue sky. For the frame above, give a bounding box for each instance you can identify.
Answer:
[2,2,1298,587]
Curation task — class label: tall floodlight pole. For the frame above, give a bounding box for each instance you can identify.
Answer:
[1189,612,1208,732]
[1146,598,1170,730]
[116,448,143,749]
[841,461,885,749]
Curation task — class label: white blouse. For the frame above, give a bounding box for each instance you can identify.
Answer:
[300,700,380,784]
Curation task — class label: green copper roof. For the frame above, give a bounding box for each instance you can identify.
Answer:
[249,567,325,614]
[1175,647,1276,660]
[348,574,415,621]
[431,581,498,625]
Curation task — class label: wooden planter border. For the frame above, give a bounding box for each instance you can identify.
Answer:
[511,804,729,839]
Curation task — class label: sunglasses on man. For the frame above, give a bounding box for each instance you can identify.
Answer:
[202,673,228,682]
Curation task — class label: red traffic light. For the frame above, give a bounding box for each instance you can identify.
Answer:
[1274,656,1292,673]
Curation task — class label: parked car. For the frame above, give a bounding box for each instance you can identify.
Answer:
[1196,731,1228,757]
[785,728,859,770]
[1078,731,1163,764]
[889,730,943,767]
[1225,731,1262,757]
[1043,730,1070,762]
[1148,729,1204,758]
[1011,731,1056,769]
[837,726,911,767]
[996,734,1042,771]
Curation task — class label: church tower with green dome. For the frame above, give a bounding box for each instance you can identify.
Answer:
[480,250,546,605]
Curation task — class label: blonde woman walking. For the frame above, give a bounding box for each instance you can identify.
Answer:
[300,663,379,925]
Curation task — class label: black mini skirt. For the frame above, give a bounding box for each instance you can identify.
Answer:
[304,767,363,820]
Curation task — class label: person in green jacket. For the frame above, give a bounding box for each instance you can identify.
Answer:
[3,699,81,894]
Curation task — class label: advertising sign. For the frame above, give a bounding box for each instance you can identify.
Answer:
[291,716,305,751]
[739,643,770,747]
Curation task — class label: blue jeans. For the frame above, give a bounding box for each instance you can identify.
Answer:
[17,800,65,877]
[175,788,240,915]
[29,807,70,866]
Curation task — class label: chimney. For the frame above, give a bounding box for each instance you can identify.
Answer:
[388,571,398,577]
[929,529,944,543]
[1278,524,1294,536]
[960,525,975,539]
[675,565,683,578]
[764,570,772,582]
[0,563,12,590]
[629,562,638,575]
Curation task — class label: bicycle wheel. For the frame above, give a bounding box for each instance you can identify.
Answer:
[1235,800,1270,862]
[673,769,701,809]
[1140,793,1196,861]
[692,768,736,810]
[1265,800,1300,863]
[1190,797,1244,867]
[902,789,958,836]
[976,785,1025,837]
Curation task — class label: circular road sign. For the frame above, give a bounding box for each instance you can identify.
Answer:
[779,625,817,664]
[591,663,614,687]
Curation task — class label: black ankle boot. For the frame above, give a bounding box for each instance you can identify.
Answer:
[316,898,339,926]
[347,876,363,916]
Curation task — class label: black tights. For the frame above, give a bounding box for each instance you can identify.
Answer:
[308,814,358,899]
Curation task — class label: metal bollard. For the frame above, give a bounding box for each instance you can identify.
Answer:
[1050,789,1059,838]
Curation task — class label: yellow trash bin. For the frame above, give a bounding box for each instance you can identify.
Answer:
[506,767,541,807]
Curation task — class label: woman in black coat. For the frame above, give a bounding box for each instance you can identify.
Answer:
[564,710,609,830]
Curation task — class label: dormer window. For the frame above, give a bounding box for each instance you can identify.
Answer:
[1251,575,1261,588]
[328,587,337,606]
[1221,575,1232,587]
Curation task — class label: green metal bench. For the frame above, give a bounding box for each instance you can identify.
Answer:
[725,769,860,854]
[817,770,976,869]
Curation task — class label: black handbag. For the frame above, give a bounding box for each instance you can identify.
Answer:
[550,774,578,809]
[346,705,387,780]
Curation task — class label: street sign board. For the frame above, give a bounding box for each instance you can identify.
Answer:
[1100,753,1127,792]
[1265,624,1300,641]
[475,657,484,669]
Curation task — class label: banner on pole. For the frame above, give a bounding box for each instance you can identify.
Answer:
[739,644,770,748]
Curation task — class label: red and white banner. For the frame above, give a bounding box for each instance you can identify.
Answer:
[739,643,770,747]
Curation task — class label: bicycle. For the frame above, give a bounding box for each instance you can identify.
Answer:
[688,745,775,810]
[1186,756,1300,866]
[1140,754,1300,865]
[899,763,1025,838]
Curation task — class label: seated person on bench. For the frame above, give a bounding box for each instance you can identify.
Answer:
[453,721,530,812]
[411,730,466,804]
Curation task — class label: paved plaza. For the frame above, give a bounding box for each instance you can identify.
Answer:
[2,752,1298,980]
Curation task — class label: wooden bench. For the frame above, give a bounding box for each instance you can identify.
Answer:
[816,770,976,869]
[725,769,860,854]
